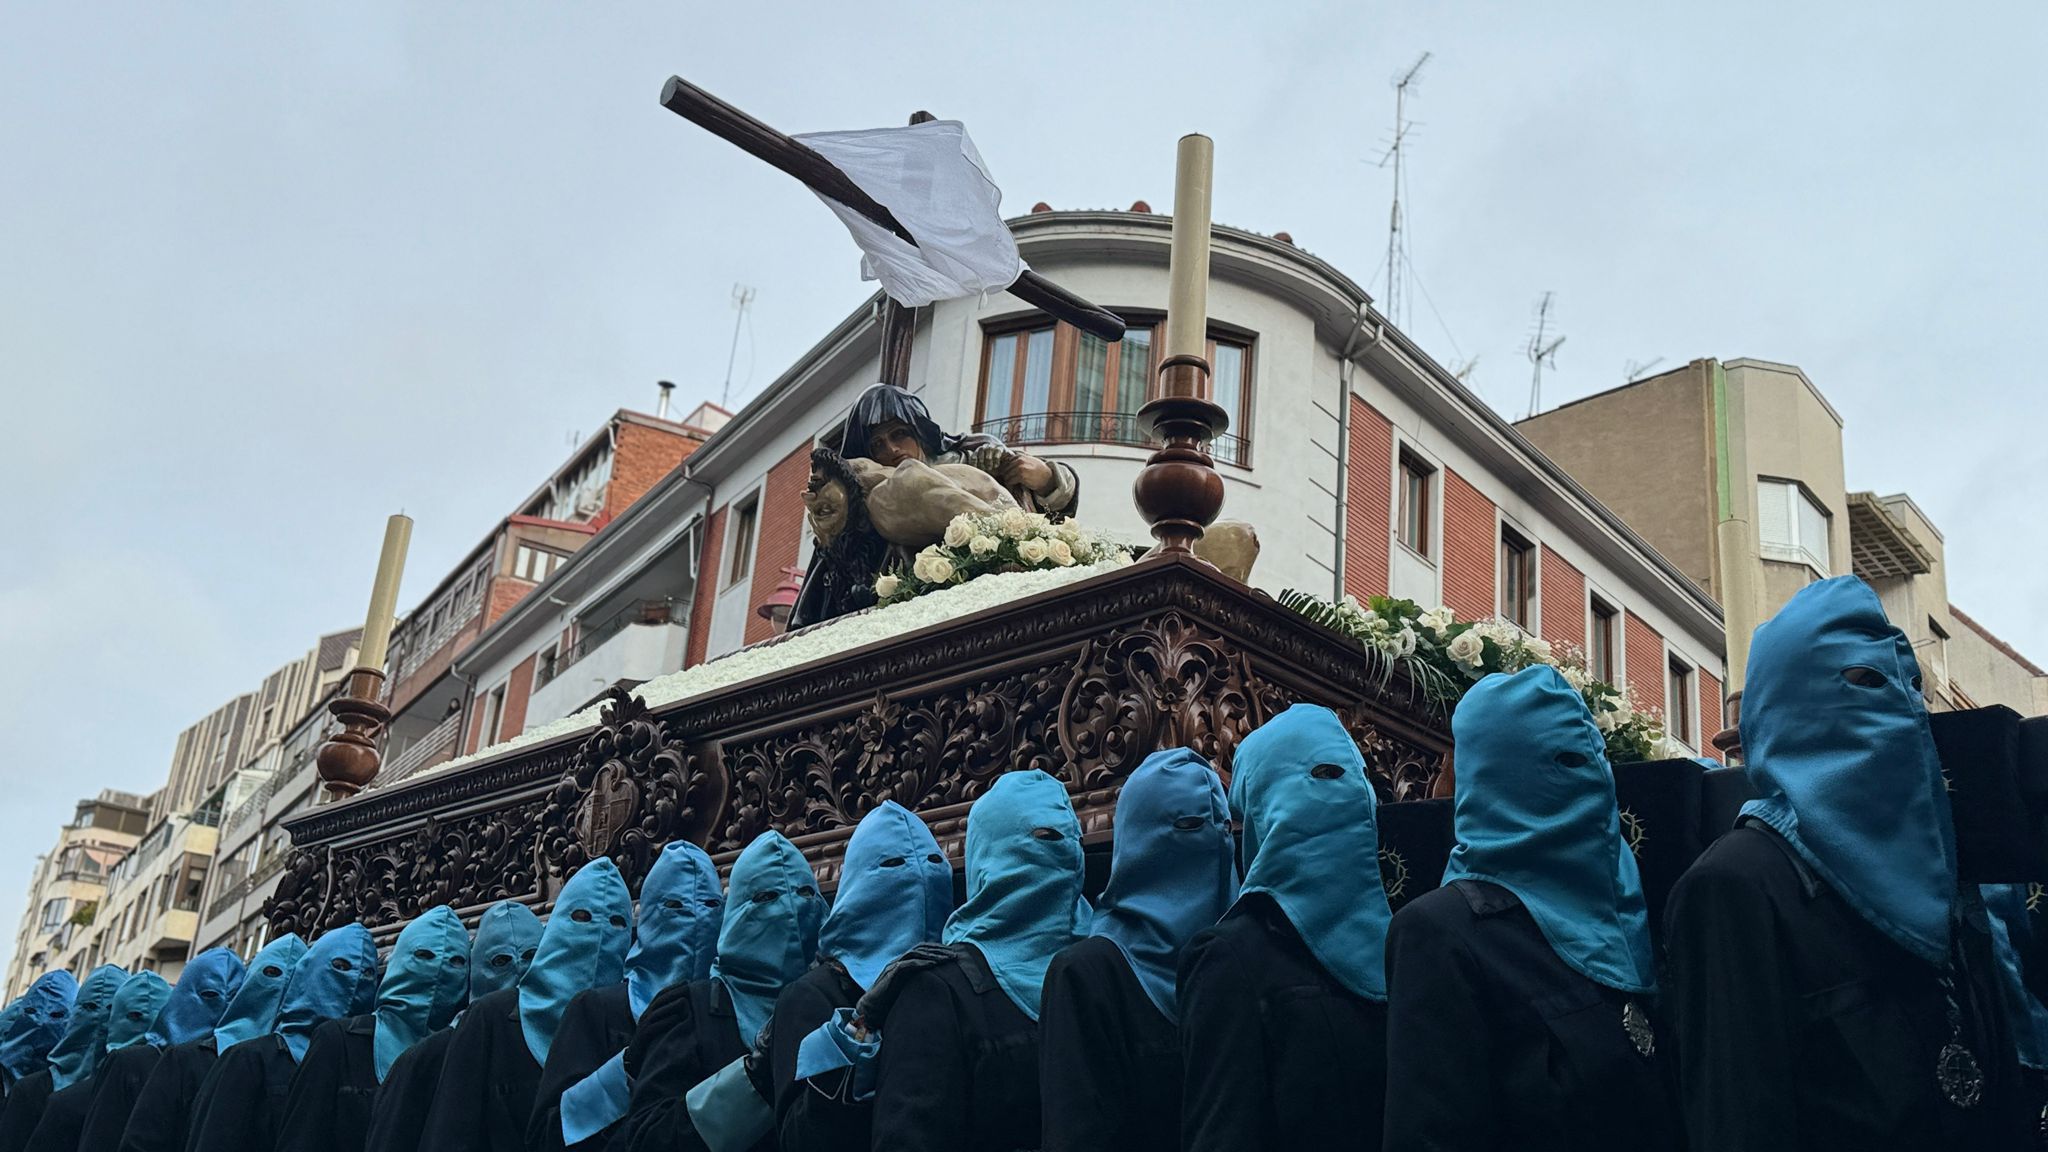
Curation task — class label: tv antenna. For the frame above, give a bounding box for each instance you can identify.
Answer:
[721,283,757,409]
[1624,356,1665,383]
[1378,52,1431,329]
[1525,291,1565,417]
[1450,355,1480,384]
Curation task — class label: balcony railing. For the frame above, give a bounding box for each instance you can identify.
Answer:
[976,410,1250,469]
[381,711,464,786]
[541,599,688,688]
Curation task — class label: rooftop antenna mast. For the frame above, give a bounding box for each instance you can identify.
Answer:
[721,283,756,409]
[1525,291,1565,417]
[1624,356,1665,383]
[1378,51,1431,329]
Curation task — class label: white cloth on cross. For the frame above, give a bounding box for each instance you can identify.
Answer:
[795,121,1028,308]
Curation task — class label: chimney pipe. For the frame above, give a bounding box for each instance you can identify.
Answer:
[656,380,675,420]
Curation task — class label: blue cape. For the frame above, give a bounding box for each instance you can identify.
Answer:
[213,934,306,1049]
[1983,883,2048,1070]
[148,949,245,1048]
[1089,749,1238,1020]
[0,971,77,1080]
[469,902,542,1002]
[627,842,724,1019]
[1444,667,1656,993]
[820,802,952,993]
[713,832,825,1043]
[275,924,379,1062]
[943,770,1089,1020]
[1739,575,1954,964]
[1231,703,1393,1001]
[374,906,472,1081]
[105,972,173,1052]
[520,858,632,1066]
[48,965,127,1089]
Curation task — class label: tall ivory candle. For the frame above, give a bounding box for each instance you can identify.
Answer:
[1163,133,1215,371]
[356,514,413,673]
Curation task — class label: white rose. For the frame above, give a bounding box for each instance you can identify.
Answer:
[943,518,973,548]
[1594,706,1623,733]
[1420,606,1455,633]
[1526,637,1553,662]
[999,509,1033,539]
[1056,522,1083,544]
[874,573,901,598]
[1018,538,1050,564]
[970,535,999,557]
[1026,512,1052,535]
[1047,539,1074,566]
[911,555,934,583]
[925,556,956,583]
[1445,630,1486,669]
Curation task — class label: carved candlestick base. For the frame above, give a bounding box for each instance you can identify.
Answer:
[1132,355,1229,555]
[316,667,391,797]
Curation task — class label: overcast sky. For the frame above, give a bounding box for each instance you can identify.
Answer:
[3,2,2042,966]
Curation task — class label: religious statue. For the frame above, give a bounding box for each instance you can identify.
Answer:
[789,384,1080,629]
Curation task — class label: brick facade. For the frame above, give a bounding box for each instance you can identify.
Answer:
[487,576,534,629]
[745,443,816,645]
[602,422,704,524]
[1441,468,1496,622]
[1697,669,1725,762]
[1344,397,1393,601]
[1538,546,1585,656]
[1624,610,1664,719]
[498,653,538,741]
[687,506,727,668]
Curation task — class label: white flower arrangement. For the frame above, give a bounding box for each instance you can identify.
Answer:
[875,511,1131,607]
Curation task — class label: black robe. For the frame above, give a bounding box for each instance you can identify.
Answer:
[362,1028,452,1152]
[768,963,863,1152]
[187,1034,302,1152]
[1382,880,1682,1151]
[23,1077,94,1152]
[528,984,634,1152]
[76,1044,162,1152]
[1176,892,1390,1152]
[417,988,541,1152]
[116,1038,215,1152]
[870,944,1042,1152]
[0,1070,53,1152]
[619,979,750,1152]
[276,1014,378,1152]
[1666,821,2026,1150]
[1038,936,1180,1152]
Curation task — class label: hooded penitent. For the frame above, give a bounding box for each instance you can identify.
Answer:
[1740,575,1954,964]
[713,832,826,1042]
[1088,748,1238,1020]
[373,905,472,1081]
[146,949,246,1048]
[820,802,953,993]
[943,770,1089,1020]
[0,972,76,1082]
[212,934,307,1050]
[1444,666,1657,994]
[47,966,127,1090]
[468,901,543,1002]
[1231,703,1394,1001]
[626,841,725,1019]
[519,858,633,1066]
[103,972,174,1052]
[1982,883,2048,1070]
[274,924,379,1063]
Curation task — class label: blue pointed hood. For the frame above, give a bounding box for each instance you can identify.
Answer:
[1984,883,2048,1070]
[627,842,723,1019]
[821,803,953,994]
[0,971,77,1080]
[1231,704,1393,1001]
[275,924,379,1062]
[1089,749,1238,1021]
[148,949,245,1048]
[47,965,127,1089]
[713,832,825,1042]
[943,770,1089,1020]
[1445,667,1656,993]
[1740,575,1954,964]
[104,972,173,1052]
[470,902,542,1002]
[374,906,472,1081]
[521,858,633,1066]
[213,934,306,1049]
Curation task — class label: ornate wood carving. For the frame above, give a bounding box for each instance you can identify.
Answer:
[268,555,1450,939]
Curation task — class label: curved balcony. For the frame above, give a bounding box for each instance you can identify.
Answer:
[976,411,1250,469]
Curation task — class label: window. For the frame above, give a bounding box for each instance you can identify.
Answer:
[1588,597,1619,685]
[975,317,1256,467]
[514,545,564,583]
[1757,479,1830,575]
[38,899,68,931]
[1499,526,1537,630]
[535,644,560,691]
[1667,656,1696,747]
[481,684,508,748]
[726,497,759,588]
[1396,451,1434,557]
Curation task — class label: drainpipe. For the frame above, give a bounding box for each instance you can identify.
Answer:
[1332,304,1384,602]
